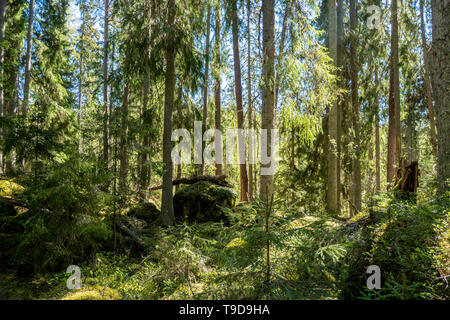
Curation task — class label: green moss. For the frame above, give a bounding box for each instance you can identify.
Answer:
[173,181,237,223]
[61,285,122,300]
[0,180,25,197]
[225,237,248,249]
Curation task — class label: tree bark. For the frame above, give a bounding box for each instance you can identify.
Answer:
[161,0,177,226]
[260,0,275,203]
[375,66,381,192]
[140,0,153,200]
[102,0,110,169]
[0,0,6,118]
[420,0,438,158]
[274,1,290,109]
[119,83,130,196]
[150,175,232,190]
[430,0,449,195]
[231,0,249,202]
[387,0,400,184]
[214,0,222,176]
[350,0,361,213]
[393,0,401,157]
[327,0,339,215]
[247,0,253,200]
[336,0,343,211]
[0,0,6,174]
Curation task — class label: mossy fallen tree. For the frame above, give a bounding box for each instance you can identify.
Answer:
[149,175,233,191]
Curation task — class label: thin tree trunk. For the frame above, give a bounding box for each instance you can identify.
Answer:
[161,0,177,226]
[119,84,130,196]
[231,0,249,202]
[387,0,399,184]
[430,0,449,195]
[201,5,211,174]
[0,0,6,174]
[406,97,416,163]
[23,0,34,114]
[327,0,339,215]
[103,0,110,168]
[336,0,343,211]
[393,1,401,159]
[274,1,290,109]
[214,0,222,176]
[78,12,84,153]
[420,0,438,158]
[350,0,361,213]
[140,0,153,200]
[247,0,253,200]
[260,0,275,203]
[290,125,295,203]
[375,66,381,192]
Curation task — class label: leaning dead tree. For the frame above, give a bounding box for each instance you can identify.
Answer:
[149,175,233,191]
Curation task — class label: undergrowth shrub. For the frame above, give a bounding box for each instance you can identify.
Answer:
[342,193,449,300]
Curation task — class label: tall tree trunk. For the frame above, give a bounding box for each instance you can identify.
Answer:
[201,5,211,174]
[350,0,361,213]
[23,0,34,114]
[102,0,110,168]
[430,0,449,195]
[247,0,253,200]
[327,0,339,215]
[78,11,85,154]
[336,0,343,211]
[375,66,381,192]
[387,0,400,184]
[420,0,438,158]
[260,0,275,203]
[274,1,290,109]
[119,84,130,196]
[231,0,249,202]
[214,0,222,176]
[161,0,177,226]
[78,51,83,153]
[393,1,401,158]
[406,96,416,163]
[140,0,153,200]
[0,0,6,174]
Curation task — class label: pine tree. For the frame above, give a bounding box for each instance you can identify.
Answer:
[327,0,339,215]
[231,0,249,202]
[161,0,177,226]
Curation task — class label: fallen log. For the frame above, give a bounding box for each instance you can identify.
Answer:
[114,220,146,247]
[0,196,29,208]
[149,175,233,191]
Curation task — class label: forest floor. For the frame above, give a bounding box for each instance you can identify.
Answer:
[1,190,448,300]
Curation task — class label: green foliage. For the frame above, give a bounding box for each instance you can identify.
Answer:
[342,194,450,300]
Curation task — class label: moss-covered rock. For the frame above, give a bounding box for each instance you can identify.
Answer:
[173,181,237,223]
[128,201,160,223]
[0,180,25,197]
[0,180,25,217]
